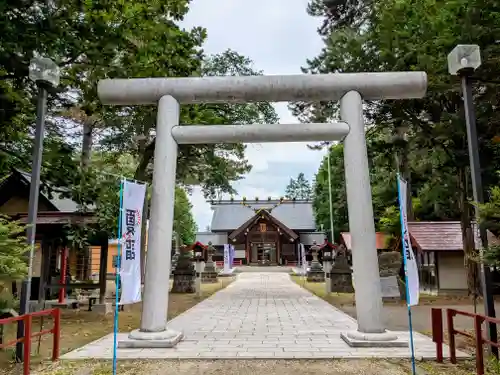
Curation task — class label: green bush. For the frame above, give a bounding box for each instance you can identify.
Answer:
[0,289,17,311]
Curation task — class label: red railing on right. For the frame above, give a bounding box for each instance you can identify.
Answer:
[431,307,499,375]
[215,259,242,267]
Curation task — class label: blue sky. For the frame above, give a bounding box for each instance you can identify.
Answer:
[181,0,327,231]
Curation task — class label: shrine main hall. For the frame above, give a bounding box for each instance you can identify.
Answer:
[195,199,326,265]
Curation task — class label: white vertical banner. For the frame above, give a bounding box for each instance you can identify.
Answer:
[223,244,230,273]
[120,180,146,305]
[229,244,235,268]
[397,175,420,306]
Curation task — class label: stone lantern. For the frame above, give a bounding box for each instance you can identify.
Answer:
[171,245,196,293]
[330,245,354,293]
[202,242,218,283]
[307,241,325,282]
[204,242,216,272]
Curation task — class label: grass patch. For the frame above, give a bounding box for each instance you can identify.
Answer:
[290,276,485,307]
[0,278,233,375]
[417,357,500,375]
[291,276,355,307]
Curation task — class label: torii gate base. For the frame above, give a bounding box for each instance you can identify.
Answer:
[98,72,427,349]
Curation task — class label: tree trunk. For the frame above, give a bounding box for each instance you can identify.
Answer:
[79,119,94,278]
[134,139,155,182]
[81,120,93,169]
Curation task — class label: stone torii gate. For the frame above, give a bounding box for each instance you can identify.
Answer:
[98,72,427,348]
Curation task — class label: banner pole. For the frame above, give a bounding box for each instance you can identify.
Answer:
[397,173,417,375]
[112,178,125,375]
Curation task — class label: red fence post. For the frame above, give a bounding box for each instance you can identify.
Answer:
[52,309,61,361]
[23,314,32,375]
[474,315,485,375]
[446,309,457,364]
[431,308,443,363]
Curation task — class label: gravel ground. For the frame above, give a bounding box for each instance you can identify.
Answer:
[36,359,414,375]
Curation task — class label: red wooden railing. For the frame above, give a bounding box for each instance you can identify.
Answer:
[432,307,500,375]
[215,260,242,267]
[0,309,61,375]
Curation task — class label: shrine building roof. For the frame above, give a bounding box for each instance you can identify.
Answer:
[209,199,316,232]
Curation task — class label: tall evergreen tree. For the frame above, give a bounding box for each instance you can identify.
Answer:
[285,173,313,200]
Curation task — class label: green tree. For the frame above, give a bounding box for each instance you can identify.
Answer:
[0,216,29,281]
[312,145,348,241]
[174,187,197,245]
[285,173,313,200]
[479,186,500,266]
[0,0,277,247]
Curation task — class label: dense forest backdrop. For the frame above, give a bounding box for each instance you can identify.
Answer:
[2,0,500,282]
[294,0,500,274]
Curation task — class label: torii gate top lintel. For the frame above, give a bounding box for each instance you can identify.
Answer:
[98,71,427,105]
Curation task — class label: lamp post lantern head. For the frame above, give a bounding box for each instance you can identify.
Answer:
[447,45,481,75]
[29,57,60,87]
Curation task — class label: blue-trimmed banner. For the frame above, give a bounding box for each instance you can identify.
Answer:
[397,175,420,306]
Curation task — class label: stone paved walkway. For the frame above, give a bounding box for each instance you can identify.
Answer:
[62,273,467,360]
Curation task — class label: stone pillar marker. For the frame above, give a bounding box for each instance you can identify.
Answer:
[378,251,405,301]
[97,71,427,349]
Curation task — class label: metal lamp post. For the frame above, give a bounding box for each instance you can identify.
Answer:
[16,56,60,361]
[448,44,498,356]
[326,143,335,242]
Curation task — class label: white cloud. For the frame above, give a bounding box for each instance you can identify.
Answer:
[181,0,327,231]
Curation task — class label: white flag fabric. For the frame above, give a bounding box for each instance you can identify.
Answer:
[223,244,230,272]
[397,175,420,306]
[119,180,146,305]
[230,244,235,268]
